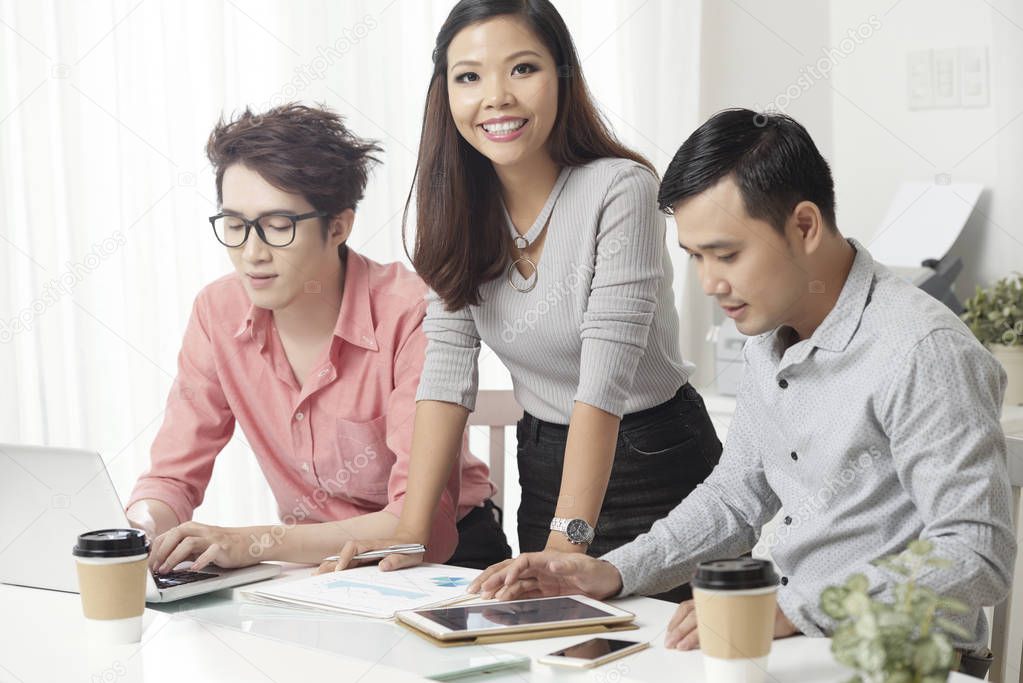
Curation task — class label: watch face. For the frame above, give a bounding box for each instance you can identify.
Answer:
[566,519,591,542]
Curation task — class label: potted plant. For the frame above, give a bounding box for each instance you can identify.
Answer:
[961,273,1023,406]
[820,540,972,683]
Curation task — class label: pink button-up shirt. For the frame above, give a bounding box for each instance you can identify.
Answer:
[127,249,496,561]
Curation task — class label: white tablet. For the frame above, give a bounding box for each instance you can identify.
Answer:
[395,594,635,641]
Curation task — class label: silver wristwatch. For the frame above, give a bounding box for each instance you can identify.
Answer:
[550,517,595,545]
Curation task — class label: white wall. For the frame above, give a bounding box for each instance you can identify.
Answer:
[691,0,833,390]
[830,0,1022,294]
[699,0,833,154]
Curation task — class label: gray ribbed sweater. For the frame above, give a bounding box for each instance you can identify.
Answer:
[415,157,693,424]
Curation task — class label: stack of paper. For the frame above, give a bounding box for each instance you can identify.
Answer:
[241,563,483,619]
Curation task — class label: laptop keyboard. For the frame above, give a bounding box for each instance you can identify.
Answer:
[152,569,220,589]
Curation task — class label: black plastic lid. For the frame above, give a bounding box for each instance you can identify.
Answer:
[692,558,778,590]
[72,528,150,558]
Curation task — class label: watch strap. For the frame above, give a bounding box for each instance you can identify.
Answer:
[550,517,570,533]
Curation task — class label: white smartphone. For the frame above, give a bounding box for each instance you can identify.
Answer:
[423,653,530,681]
[538,637,650,669]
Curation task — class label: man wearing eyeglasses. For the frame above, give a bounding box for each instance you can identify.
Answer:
[126,104,509,573]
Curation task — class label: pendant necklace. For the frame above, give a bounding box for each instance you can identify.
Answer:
[505,167,573,293]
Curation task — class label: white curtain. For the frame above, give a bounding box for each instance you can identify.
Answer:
[0,0,703,528]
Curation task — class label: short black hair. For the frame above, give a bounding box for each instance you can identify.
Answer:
[658,108,837,232]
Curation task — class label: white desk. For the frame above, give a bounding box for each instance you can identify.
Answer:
[0,566,977,683]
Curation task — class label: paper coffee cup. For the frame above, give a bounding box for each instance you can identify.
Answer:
[692,558,779,683]
[72,528,150,644]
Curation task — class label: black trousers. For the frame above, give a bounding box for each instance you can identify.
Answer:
[448,499,512,570]
[516,383,722,602]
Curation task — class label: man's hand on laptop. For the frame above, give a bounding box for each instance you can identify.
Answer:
[149,522,259,574]
[467,551,623,601]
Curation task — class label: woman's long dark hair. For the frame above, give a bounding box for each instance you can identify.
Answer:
[403,0,655,311]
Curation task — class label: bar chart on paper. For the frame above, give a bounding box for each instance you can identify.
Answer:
[242,564,482,618]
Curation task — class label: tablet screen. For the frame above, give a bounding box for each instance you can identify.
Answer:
[414,597,612,632]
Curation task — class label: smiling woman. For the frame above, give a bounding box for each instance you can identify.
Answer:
[335,0,721,604]
[405,0,654,310]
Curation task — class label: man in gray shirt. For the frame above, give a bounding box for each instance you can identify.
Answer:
[469,109,1015,668]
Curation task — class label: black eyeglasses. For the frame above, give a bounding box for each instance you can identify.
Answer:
[209,210,327,248]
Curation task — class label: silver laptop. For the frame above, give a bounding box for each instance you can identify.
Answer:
[0,443,280,602]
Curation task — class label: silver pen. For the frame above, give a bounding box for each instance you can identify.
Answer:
[321,543,426,566]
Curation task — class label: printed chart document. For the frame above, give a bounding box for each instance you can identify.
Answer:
[241,564,482,619]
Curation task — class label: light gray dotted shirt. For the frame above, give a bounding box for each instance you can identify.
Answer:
[603,240,1015,649]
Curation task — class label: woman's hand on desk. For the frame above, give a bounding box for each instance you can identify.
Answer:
[468,551,623,602]
[315,531,426,574]
[149,522,259,574]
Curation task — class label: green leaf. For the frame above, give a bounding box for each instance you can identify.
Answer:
[935,616,973,641]
[931,631,955,667]
[822,586,850,620]
[923,556,951,569]
[856,638,886,671]
[831,625,862,668]
[845,592,872,620]
[910,633,955,676]
[873,558,911,577]
[833,646,860,669]
[881,634,914,667]
[846,574,870,594]
[833,647,859,669]
[876,610,914,633]
[832,623,860,647]
[936,596,970,614]
[908,539,934,555]
[854,610,879,639]
[914,586,937,603]
[913,638,941,673]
